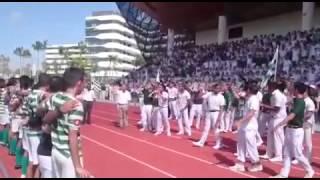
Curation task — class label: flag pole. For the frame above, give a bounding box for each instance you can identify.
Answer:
[274,46,279,81]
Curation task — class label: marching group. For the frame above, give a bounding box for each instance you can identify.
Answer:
[115,78,318,178]
[0,67,94,178]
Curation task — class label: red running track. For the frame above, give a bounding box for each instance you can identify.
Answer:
[1,101,320,178]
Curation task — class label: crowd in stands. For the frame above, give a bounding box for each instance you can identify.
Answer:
[122,27,320,87]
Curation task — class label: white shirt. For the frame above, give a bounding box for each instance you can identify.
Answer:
[241,95,260,130]
[158,91,169,108]
[271,89,287,119]
[117,90,131,105]
[176,90,191,109]
[82,88,96,102]
[204,92,225,111]
[304,97,315,125]
[167,87,178,99]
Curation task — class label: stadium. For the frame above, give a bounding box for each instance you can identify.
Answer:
[1,2,320,178]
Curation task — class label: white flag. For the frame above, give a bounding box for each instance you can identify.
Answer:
[156,68,160,82]
[260,47,279,88]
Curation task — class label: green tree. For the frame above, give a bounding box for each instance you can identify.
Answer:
[134,55,145,67]
[32,40,47,75]
[22,49,32,76]
[13,47,24,75]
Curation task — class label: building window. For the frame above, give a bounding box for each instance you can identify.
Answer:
[228,26,243,39]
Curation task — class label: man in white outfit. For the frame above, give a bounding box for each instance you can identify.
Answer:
[189,85,205,129]
[271,82,314,178]
[167,82,178,121]
[154,84,171,136]
[229,82,263,172]
[303,84,316,162]
[176,83,191,136]
[192,84,224,149]
[139,83,153,132]
[260,81,287,162]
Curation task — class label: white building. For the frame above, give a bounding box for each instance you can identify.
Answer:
[85,11,142,81]
[45,44,83,75]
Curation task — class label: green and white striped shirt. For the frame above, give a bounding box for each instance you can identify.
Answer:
[0,88,7,115]
[50,92,84,158]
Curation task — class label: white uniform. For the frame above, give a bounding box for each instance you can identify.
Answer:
[195,92,225,147]
[176,90,191,136]
[140,89,153,131]
[265,89,287,160]
[155,91,170,135]
[167,87,178,120]
[303,97,315,162]
[189,90,204,129]
[237,94,260,163]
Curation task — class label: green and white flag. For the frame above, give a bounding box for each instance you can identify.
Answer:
[260,47,279,88]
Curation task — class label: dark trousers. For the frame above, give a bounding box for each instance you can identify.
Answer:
[83,101,93,124]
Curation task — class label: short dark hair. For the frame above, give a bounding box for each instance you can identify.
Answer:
[63,67,85,89]
[6,77,17,87]
[49,76,64,93]
[294,82,307,94]
[0,79,5,88]
[277,81,287,92]
[36,73,51,88]
[20,75,32,90]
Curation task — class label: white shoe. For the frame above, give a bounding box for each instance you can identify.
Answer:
[248,164,263,172]
[232,130,238,134]
[229,164,245,172]
[260,154,270,160]
[176,131,184,135]
[137,121,142,125]
[20,175,26,178]
[291,159,298,165]
[213,144,222,150]
[186,131,192,137]
[304,170,314,178]
[233,152,238,156]
[166,131,171,136]
[257,140,263,147]
[269,157,282,162]
[139,128,145,132]
[154,131,162,136]
[270,174,287,178]
[192,141,204,147]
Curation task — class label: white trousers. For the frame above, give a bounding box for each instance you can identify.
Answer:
[168,100,178,120]
[237,129,260,163]
[11,118,22,133]
[51,149,76,178]
[266,117,284,158]
[198,112,221,146]
[27,133,41,165]
[279,128,313,177]
[220,110,231,132]
[140,105,153,129]
[151,107,160,130]
[38,155,52,178]
[177,108,191,134]
[303,122,313,162]
[156,107,170,133]
[189,104,202,128]
[258,112,271,137]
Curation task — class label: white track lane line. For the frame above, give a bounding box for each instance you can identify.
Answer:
[90,114,320,177]
[87,122,257,178]
[82,135,176,178]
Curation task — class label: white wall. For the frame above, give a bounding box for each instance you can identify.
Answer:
[195,7,320,45]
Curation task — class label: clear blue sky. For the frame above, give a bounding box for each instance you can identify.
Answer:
[0,2,118,70]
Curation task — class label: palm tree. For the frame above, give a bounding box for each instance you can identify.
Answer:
[13,47,24,75]
[32,40,47,75]
[22,49,32,76]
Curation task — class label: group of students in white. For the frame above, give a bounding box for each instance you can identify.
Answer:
[124,79,318,178]
[0,67,93,178]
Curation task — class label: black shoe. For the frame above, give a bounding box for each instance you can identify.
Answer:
[14,165,21,170]
[8,152,14,156]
